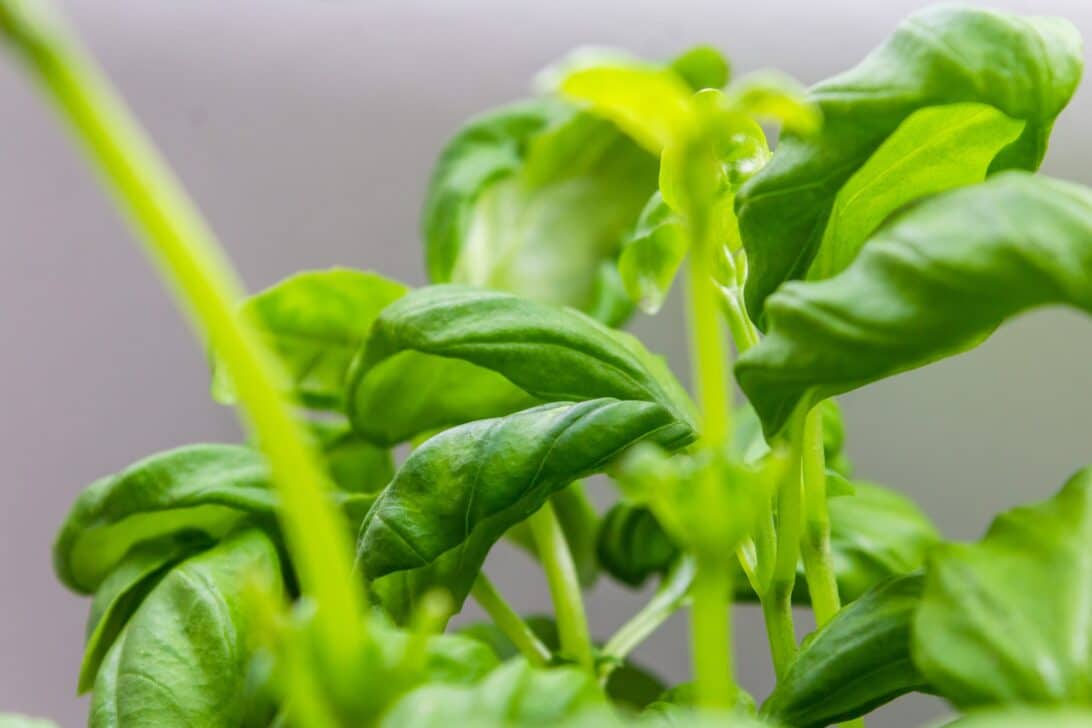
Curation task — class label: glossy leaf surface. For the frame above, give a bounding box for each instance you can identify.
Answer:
[914,468,1092,708]
[347,286,695,444]
[737,6,1082,322]
[211,269,406,409]
[763,575,928,727]
[54,445,274,594]
[358,399,693,621]
[89,530,282,728]
[737,173,1092,436]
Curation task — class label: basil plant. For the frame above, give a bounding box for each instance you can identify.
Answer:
[2,2,1092,726]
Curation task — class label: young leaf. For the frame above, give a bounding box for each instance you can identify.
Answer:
[762,575,928,727]
[347,286,696,445]
[914,467,1092,708]
[89,529,283,728]
[54,445,275,594]
[79,537,198,692]
[358,399,694,622]
[378,659,604,727]
[423,98,657,320]
[211,269,407,410]
[737,173,1092,437]
[737,6,1082,322]
[617,192,688,314]
[596,502,678,587]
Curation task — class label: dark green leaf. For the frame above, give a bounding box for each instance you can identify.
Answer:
[737,6,1082,322]
[79,537,199,693]
[54,445,274,594]
[89,529,282,728]
[54,443,368,595]
[914,467,1092,708]
[358,399,694,622]
[211,269,406,409]
[762,574,928,727]
[737,173,1092,437]
[378,659,604,727]
[347,286,696,445]
[596,502,678,587]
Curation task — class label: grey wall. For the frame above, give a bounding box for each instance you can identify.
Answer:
[2,1,1091,725]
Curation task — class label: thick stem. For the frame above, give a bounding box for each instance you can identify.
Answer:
[800,405,841,627]
[471,574,552,667]
[603,556,695,662]
[0,0,363,669]
[528,502,594,672]
[686,243,732,446]
[691,557,735,709]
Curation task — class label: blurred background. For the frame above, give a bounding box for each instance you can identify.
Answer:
[2,0,1091,725]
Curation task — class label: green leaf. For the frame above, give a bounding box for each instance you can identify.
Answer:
[54,445,275,594]
[828,482,939,602]
[618,192,688,314]
[914,467,1092,708]
[737,6,1082,322]
[459,615,664,709]
[308,419,394,495]
[423,97,657,320]
[211,269,407,410]
[560,63,696,153]
[733,399,852,475]
[730,481,937,604]
[79,537,199,693]
[358,399,694,622]
[347,286,696,445]
[379,659,604,727]
[737,173,1092,437]
[808,103,1024,281]
[89,529,283,728]
[0,717,60,728]
[54,443,369,595]
[762,574,928,727]
[596,502,678,587]
[945,708,1092,727]
[722,70,820,136]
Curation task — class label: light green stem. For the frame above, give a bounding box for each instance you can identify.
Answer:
[471,573,552,667]
[684,212,738,707]
[0,0,363,671]
[800,405,841,627]
[528,502,594,672]
[687,240,731,446]
[691,557,735,709]
[603,556,695,662]
[763,422,807,679]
